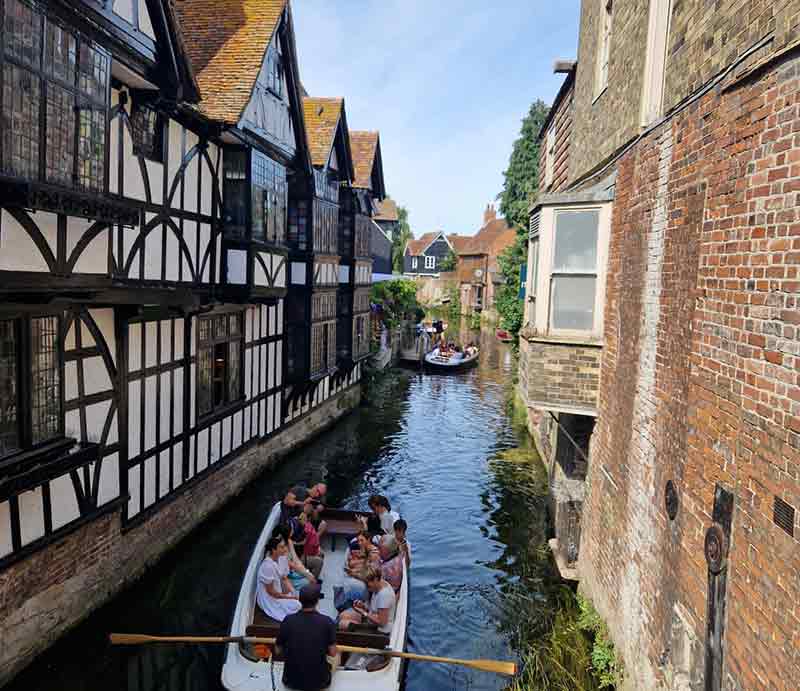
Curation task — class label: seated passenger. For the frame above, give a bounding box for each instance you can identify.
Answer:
[373,496,400,536]
[257,536,302,622]
[298,508,324,579]
[377,535,403,592]
[394,518,412,568]
[357,495,385,535]
[273,525,320,582]
[279,482,327,524]
[338,567,397,633]
[345,531,380,579]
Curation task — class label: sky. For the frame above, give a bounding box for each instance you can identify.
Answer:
[292,1,580,237]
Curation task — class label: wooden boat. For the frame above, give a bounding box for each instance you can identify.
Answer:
[495,328,513,343]
[424,347,479,371]
[222,503,409,691]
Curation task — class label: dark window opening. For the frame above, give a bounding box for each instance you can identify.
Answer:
[197,313,244,418]
[131,99,164,163]
[773,496,795,538]
[0,314,63,461]
[555,413,594,480]
[288,198,309,252]
[223,148,248,241]
[252,150,286,245]
[266,43,282,98]
[0,0,109,191]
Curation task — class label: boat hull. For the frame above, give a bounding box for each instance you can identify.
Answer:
[423,351,479,371]
[221,503,409,691]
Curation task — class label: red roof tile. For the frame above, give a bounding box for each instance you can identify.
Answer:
[303,97,343,167]
[350,131,379,189]
[374,198,399,222]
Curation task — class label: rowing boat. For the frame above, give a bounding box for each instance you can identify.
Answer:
[424,348,479,371]
[221,503,409,691]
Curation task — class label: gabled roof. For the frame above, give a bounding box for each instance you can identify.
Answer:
[447,234,472,254]
[152,0,200,102]
[174,0,286,124]
[406,231,449,256]
[455,219,514,256]
[302,97,355,180]
[350,131,386,197]
[374,198,399,222]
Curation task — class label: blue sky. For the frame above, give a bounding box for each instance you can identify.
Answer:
[292,1,580,237]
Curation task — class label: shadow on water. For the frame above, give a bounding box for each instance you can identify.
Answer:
[7,325,563,691]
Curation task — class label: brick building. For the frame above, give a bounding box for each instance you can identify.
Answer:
[519,1,800,689]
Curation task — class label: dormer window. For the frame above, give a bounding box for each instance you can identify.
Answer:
[266,42,282,98]
[131,98,164,163]
[1,0,109,191]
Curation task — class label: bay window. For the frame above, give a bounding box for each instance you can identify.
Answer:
[550,210,599,332]
[197,313,244,418]
[0,315,63,460]
[313,199,338,255]
[0,0,109,191]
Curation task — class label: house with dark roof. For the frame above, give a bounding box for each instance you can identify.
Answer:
[374,198,400,241]
[404,231,457,275]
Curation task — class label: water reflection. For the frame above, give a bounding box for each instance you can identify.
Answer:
[8,326,560,691]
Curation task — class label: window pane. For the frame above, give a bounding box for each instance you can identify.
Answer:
[4,0,42,68]
[551,275,596,331]
[553,210,599,273]
[223,149,248,240]
[227,340,240,402]
[0,320,19,457]
[251,151,268,241]
[46,82,76,186]
[197,344,212,416]
[78,42,109,102]
[214,315,227,339]
[2,64,40,179]
[529,238,539,297]
[31,316,61,445]
[213,343,226,407]
[44,21,76,84]
[131,103,161,162]
[77,106,106,191]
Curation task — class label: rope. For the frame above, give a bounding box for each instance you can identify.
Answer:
[270,655,276,691]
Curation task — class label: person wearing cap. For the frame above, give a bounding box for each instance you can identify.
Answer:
[276,583,338,691]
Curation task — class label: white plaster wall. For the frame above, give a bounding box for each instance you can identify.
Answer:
[129,322,142,371]
[229,250,247,284]
[97,453,119,506]
[0,501,12,558]
[85,400,111,443]
[127,466,140,518]
[0,210,49,272]
[83,357,111,397]
[291,262,305,285]
[122,118,147,203]
[144,376,157,451]
[110,91,121,195]
[167,122,183,203]
[128,379,141,458]
[183,133,199,214]
[65,361,79,402]
[18,488,44,546]
[49,474,80,531]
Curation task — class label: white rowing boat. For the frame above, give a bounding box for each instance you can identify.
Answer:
[221,503,409,691]
[424,348,479,371]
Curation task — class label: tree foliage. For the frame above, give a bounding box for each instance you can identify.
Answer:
[391,205,413,274]
[494,100,549,338]
[439,248,457,272]
[370,279,423,329]
[498,99,549,235]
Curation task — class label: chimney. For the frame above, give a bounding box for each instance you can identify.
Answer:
[483,203,496,225]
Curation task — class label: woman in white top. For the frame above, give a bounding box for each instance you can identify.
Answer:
[338,566,396,633]
[256,536,302,622]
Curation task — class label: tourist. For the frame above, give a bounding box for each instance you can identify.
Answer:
[276,583,338,691]
[273,525,320,583]
[308,501,328,541]
[257,536,301,622]
[373,496,400,536]
[333,531,379,611]
[299,508,324,579]
[377,534,404,592]
[394,518,412,568]
[338,567,397,633]
[357,495,384,534]
[280,483,327,523]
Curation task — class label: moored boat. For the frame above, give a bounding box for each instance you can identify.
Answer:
[222,503,409,691]
[424,347,479,371]
[495,328,513,343]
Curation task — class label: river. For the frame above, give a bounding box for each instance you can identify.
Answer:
[6,328,563,691]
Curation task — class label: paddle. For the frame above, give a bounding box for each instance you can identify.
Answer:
[109,633,517,676]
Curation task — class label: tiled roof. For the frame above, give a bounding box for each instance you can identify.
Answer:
[374,198,399,222]
[303,97,343,167]
[174,0,286,124]
[406,231,439,256]
[455,219,514,256]
[447,234,472,253]
[350,131,379,189]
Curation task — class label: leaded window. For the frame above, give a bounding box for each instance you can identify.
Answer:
[310,321,336,377]
[250,151,287,245]
[131,99,163,163]
[197,313,244,418]
[355,214,371,257]
[266,42,282,97]
[288,198,309,252]
[0,0,109,190]
[0,315,63,460]
[353,314,370,359]
[313,199,338,255]
[223,148,248,240]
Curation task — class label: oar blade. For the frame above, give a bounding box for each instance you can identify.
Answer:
[469,659,517,676]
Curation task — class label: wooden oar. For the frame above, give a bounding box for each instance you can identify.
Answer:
[109,633,517,676]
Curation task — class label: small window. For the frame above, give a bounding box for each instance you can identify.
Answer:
[0,315,63,460]
[425,255,436,270]
[596,0,613,96]
[529,236,540,299]
[550,210,600,332]
[411,257,418,270]
[131,100,164,163]
[197,313,244,418]
[266,42,282,97]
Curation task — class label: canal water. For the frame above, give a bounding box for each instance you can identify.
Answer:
[7,329,563,691]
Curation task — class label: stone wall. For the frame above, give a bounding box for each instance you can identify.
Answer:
[0,385,361,686]
[580,50,800,691]
[521,337,603,413]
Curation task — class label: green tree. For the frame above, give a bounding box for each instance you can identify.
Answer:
[498,99,549,235]
[494,100,549,338]
[370,279,422,329]
[439,248,457,272]
[391,205,413,273]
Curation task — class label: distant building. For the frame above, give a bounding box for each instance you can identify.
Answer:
[453,204,515,315]
[371,221,393,278]
[403,231,454,275]
[373,198,400,241]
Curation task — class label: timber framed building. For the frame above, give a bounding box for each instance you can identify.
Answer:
[520,2,800,690]
[0,0,388,683]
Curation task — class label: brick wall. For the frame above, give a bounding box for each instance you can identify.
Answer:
[580,50,800,691]
[0,385,361,686]
[541,77,574,195]
[521,338,603,413]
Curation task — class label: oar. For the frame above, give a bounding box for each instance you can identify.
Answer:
[109,633,517,676]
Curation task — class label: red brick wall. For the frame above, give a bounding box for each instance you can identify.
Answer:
[581,50,800,690]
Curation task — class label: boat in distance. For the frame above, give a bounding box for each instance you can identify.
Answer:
[424,347,479,371]
[221,503,409,691]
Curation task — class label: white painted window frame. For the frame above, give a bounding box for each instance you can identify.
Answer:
[594,0,613,101]
[531,203,612,341]
[411,256,418,270]
[424,255,436,270]
[640,0,672,126]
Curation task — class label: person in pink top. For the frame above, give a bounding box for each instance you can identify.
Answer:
[298,507,323,578]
